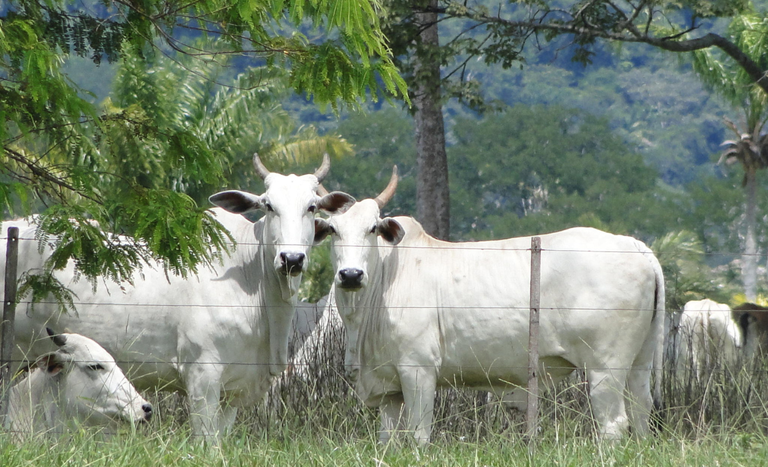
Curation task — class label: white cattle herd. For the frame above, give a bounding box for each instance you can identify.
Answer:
[0,159,760,443]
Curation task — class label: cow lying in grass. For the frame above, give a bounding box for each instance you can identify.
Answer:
[4,329,152,439]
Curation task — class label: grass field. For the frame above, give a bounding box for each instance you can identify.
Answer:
[3,332,768,466]
[2,411,768,466]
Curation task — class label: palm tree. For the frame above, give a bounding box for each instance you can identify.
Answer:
[719,118,768,300]
[105,41,353,207]
[690,11,768,301]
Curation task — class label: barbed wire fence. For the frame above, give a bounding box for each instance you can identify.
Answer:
[2,228,768,440]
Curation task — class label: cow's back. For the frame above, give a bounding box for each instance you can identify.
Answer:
[357,224,660,398]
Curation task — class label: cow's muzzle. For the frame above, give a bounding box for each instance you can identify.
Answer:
[141,403,153,421]
[338,268,364,289]
[346,366,360,383]
[279,252,305,276]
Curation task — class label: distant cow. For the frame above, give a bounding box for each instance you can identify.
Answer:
[733,303,768,359]
[4,329,151,438]
[674,299,742,381]
[2,155,355,439]
[314,168,665,445]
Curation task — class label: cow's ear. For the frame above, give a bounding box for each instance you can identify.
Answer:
[47,327,67,348]
[209,190,265,214]
[36,353,65,376]
[314,219,334,244]
[317,192,356,214]
[378,218,404,245]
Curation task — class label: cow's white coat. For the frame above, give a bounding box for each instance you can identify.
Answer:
[318,198,665,445]
[676,299,742,381]
[1,163,354,439]
[4,331,151,438]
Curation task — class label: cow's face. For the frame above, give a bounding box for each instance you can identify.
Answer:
[40,331,152,426]
[316,200,404,291]
[209,174,320,278]
[209,155,354,297]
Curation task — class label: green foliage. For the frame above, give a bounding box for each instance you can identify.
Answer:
[324,108,417,217]
[298,239,334,303]
[1,0,404,291]
[690,10,768,121]
[16,269,76,316]
[447,105,682,241]
[108,190,232,278]
[650,230,718,310]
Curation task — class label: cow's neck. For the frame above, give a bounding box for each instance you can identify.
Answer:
[256,220,301,377]
[8,369,63,434]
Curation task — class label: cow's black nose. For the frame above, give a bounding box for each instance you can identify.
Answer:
[339,268,364,288]
[142,403,153,420]
[280,252,305,275]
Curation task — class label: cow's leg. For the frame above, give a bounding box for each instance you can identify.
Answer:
[587,368,628,440]
[399,367,437,446]
[500,388,528,412]
[625,325,659,436]
[624,366,652,436]
[182,361,224,441]
[378,393,405,445]
[218,405,238,434]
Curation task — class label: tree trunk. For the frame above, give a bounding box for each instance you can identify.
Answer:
[743,167,758,301]
[413,0,450,240]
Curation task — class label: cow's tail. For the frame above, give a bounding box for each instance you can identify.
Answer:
[650,250,666,411]
[634,238,666,411]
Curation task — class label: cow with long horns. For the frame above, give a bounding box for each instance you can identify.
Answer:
[315,167,665,445]
[3,154,355,439]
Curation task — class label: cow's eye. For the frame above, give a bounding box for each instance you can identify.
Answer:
[264,202,274,212]
[308,205,317,213]
[86,364,104,371]
[369,225,377,234]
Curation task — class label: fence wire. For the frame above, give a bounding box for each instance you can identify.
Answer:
[4,227,768,441]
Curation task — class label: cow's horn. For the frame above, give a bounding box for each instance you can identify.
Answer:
[253,153,271,180]
[314,153,331,182]
[46,327,67,347]
[374,166,398,209]
[317,184,330,197]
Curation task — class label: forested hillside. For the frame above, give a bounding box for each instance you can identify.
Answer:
[294,2,768,302]
[308,21,766,246]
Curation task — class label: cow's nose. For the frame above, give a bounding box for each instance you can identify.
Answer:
[339,268,364,288]
[280,252,305,275]
[142,403,153,420]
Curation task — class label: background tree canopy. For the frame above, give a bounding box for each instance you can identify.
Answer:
[1,0,406,290]
[3,0,768,306]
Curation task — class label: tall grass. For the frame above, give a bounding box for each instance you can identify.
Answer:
[4,322,768,465]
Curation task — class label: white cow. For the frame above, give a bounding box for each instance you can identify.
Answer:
[1,155,355,439]
[4,328,151,439]
[314,168,665,444]
[675,299,742,381]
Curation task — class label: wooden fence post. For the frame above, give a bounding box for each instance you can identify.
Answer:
[526,236,541,439]
[1,226,19,419]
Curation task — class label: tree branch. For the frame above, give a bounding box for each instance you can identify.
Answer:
[464,12,768,95]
